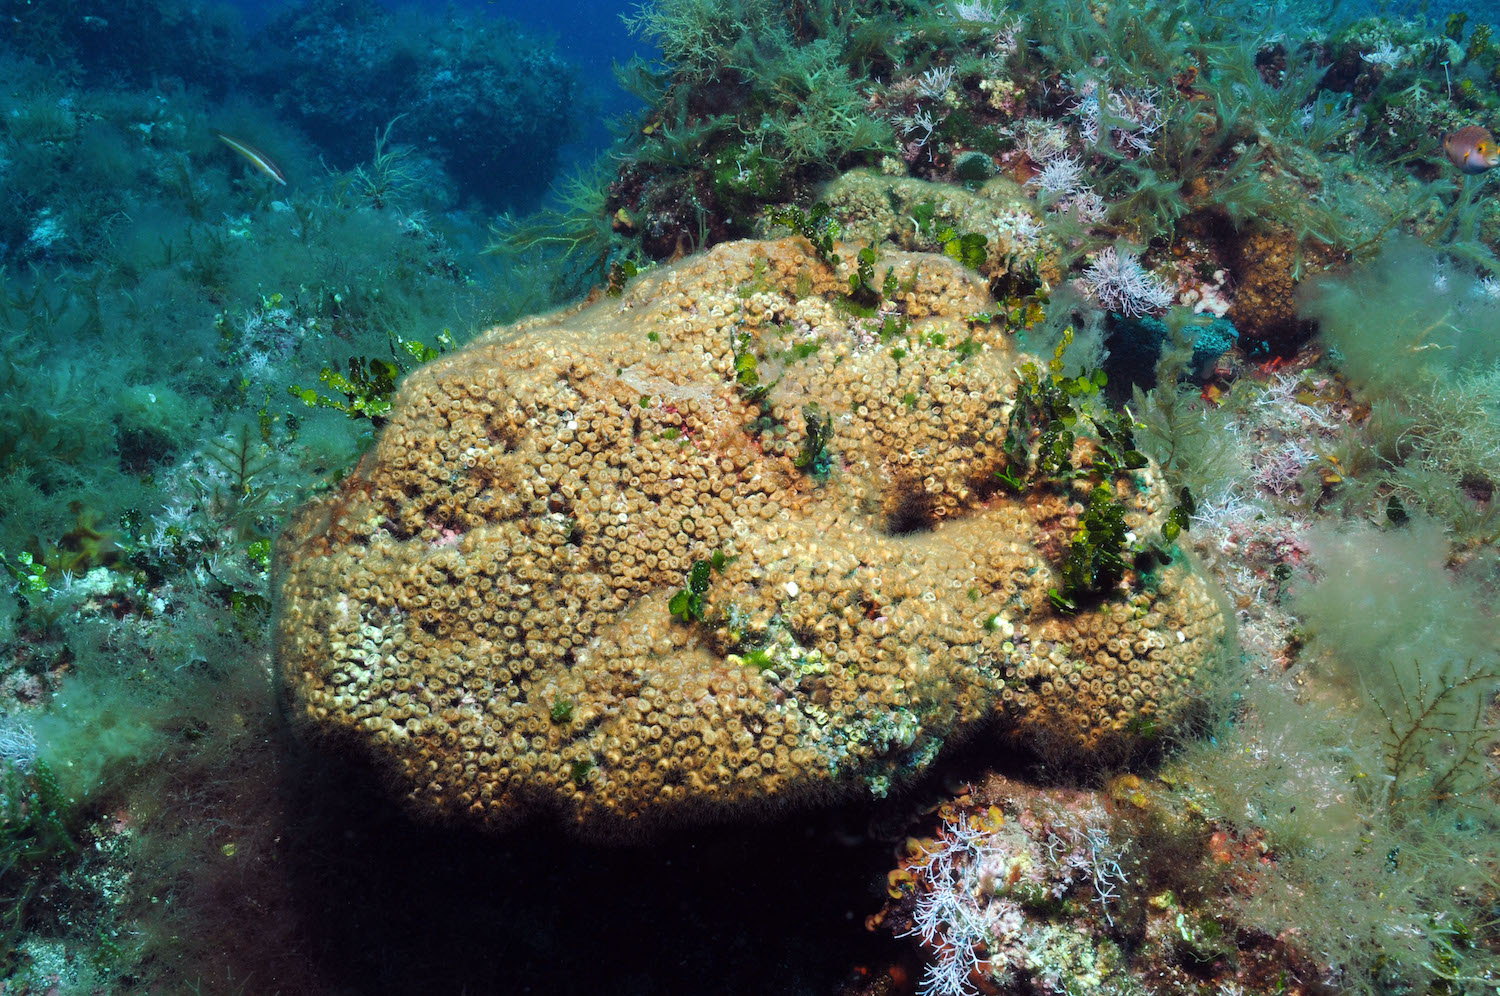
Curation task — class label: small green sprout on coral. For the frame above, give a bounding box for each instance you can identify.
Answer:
[742,648,775,670]
[289,330,455,428]
[769,202,841,268]
[1051,485,1131,613]
[736,352,770,401]
[396,329,456,365]
[606,259,640,297]
[669,560,713,623]
[793,404,835,477]
[937,227,988,272]
[1090,408,1150,479]
[732,329,774,404]
[570,760,594,788]
[1002,367,1079,482]
[770,203,896,311]
[550,699,575,724]
[1001,329,1144,485]
[848,245,895,308]
[789,339,822,361]
[910,203,989,271]
[1161,486,1196,544]
[878,314,910,344]
[997,328,1171,611]
[994,464,1026,492]
[911,200,939,234]
[1129,485,1196,578]
[668,550,732,624]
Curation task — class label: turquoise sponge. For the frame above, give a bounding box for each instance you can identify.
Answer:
[1107,313,1239,387]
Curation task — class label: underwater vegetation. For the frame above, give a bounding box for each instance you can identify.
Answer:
[0,0,596,987]
[507,0,1500,349]
[0,0,1498,993]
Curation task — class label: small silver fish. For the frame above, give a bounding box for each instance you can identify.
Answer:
[213,130,288,186]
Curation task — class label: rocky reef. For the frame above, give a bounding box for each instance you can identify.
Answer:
[274,237,1228,836]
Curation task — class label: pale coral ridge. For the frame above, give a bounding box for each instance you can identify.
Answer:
[272,238,1227,835]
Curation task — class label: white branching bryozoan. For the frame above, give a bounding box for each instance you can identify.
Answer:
[1081,246,1175,316]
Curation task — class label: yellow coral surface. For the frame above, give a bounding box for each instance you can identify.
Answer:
[273,237,1227,836]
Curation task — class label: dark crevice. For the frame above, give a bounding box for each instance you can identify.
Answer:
[885,484,934,536]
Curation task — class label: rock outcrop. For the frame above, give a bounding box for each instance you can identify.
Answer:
[273,237,1228,836]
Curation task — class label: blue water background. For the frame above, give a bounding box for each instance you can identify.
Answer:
[228,0,646,179]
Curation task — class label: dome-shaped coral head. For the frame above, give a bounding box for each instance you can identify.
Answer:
[1443,125,1500,174]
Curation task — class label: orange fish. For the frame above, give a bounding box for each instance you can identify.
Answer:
[1443,125,1500,174]
[213,129,287,185]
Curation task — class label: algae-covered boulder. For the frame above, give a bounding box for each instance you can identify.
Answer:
[272,237,1227,837]
[815,170,1062,287]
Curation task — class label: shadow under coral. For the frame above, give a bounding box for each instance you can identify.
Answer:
[240,738,902,995]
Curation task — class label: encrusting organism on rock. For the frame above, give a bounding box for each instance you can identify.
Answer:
[272,236,1228,837]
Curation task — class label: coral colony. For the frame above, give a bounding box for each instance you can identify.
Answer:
[1,0,1499,993]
